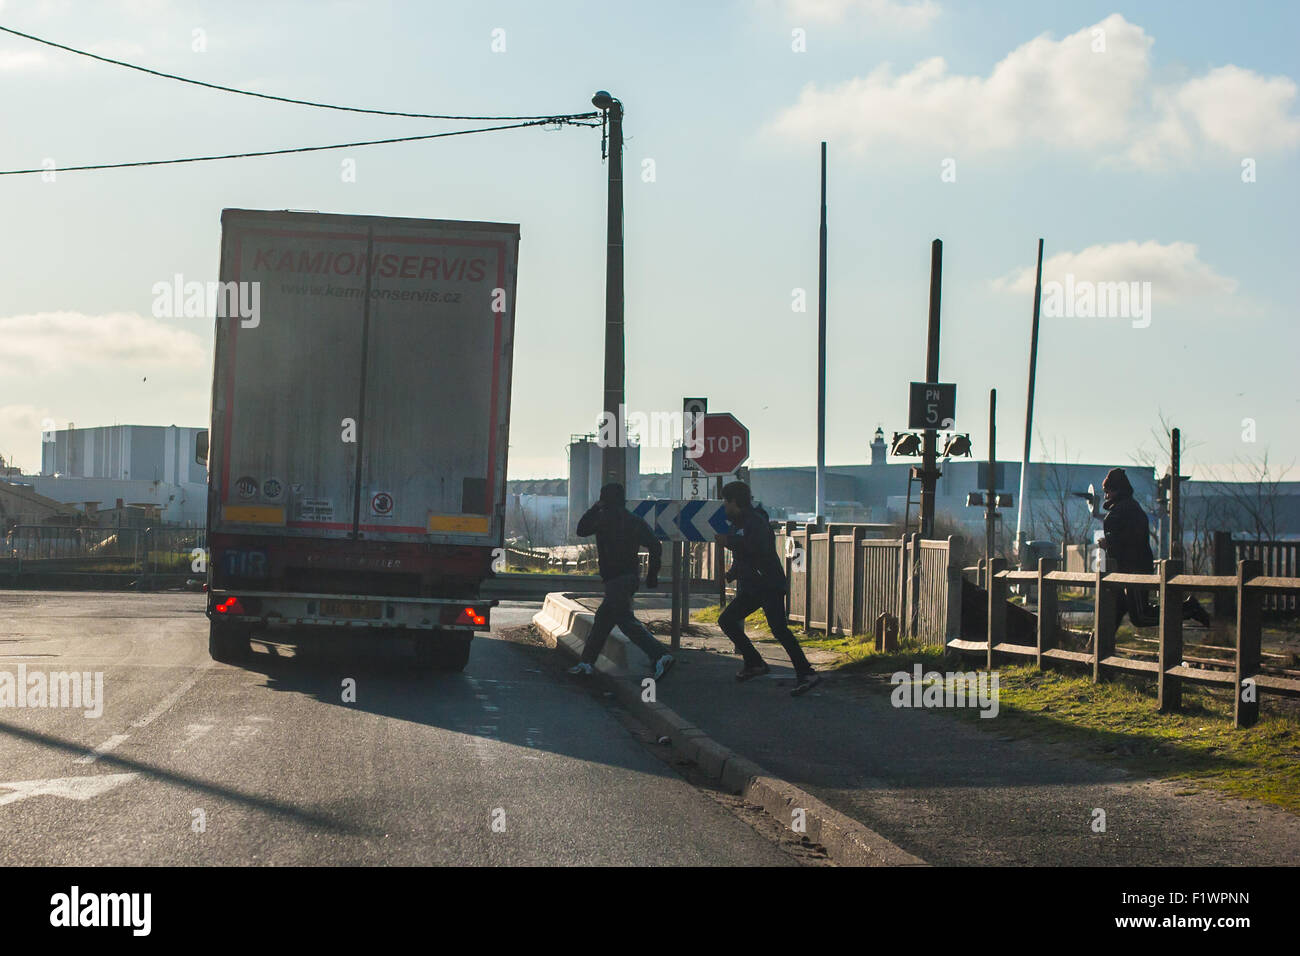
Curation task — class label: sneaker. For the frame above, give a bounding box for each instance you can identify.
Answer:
[653,654,675,681]
[791,672,823,697]
[735,662,770,682]
[568,662,594,677]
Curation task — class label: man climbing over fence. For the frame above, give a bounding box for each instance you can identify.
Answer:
[1099,467,1211,628]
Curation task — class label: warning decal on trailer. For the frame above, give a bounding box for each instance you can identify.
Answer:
[370,492,395,517]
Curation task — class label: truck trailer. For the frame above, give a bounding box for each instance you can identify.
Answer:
[199,208,519,670]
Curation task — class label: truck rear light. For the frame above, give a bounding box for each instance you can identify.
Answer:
[455,606,487,627]
[215,596,245,615]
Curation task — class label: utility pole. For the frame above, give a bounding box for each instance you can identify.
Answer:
[1170,427,1183,562]
[593,90,625,489]
[986,389,997,583]
[1014,239,1045,564]
[815,142,828,522]
[918,239,942,539]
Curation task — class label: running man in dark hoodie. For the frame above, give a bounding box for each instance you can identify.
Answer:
[1099,467,1210,628]
[717,481,821,696]
[568,483,674,681]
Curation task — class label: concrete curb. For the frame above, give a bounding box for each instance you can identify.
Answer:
[533,592,927,867]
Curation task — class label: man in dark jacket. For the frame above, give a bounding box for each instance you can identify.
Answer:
[569,483,674,680]
[1099,467,1158,627]
[717,481,821,696]
[1099,467,1210,628]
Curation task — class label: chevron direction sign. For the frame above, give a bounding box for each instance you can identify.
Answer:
[629,500,680,540]
[628,500,730,541]
[678,500,730,541]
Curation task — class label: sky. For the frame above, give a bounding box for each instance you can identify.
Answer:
[1,0,1297,483]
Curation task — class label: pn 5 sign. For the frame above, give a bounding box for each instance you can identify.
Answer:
[908,382,956,430]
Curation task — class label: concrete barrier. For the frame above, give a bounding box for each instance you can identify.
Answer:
[532,592,651,677]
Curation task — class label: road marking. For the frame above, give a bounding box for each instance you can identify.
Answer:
[0,773,138,807]
[175,723,214,752]
[130,663,212,730]
[73,733,129,765]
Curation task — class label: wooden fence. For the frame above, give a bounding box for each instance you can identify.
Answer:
[948,556,1300,728]
[1214,532,1297,613]
[776,524,962,646]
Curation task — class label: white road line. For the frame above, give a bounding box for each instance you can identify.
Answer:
[0,773,139,807]
[130,662,212,730]
[73,734,129,765]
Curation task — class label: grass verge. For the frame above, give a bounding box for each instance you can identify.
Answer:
[692,603,1300,813]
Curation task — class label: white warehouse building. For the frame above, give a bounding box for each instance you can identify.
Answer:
[23,424,208,525]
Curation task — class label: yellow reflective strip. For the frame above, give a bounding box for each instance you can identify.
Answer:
[427,514,490,534]
[223,505,285,524]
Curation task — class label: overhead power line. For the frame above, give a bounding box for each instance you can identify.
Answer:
[0,24,600,122]
[0,117,598,176]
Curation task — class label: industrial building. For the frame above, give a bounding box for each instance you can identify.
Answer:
[4,424,208,525]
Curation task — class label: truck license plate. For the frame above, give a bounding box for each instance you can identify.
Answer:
[321,600,382,619]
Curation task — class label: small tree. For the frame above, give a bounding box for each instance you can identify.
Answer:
[1201,451,1293,544]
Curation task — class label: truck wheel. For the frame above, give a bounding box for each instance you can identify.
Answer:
[415,631,472,672]
[209,622,252,664]
[438,633,473,672]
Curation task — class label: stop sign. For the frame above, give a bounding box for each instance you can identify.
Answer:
[687,413,749,475]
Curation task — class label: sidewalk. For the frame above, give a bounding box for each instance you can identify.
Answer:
[572,595,1300,866]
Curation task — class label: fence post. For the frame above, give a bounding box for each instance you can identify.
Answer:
[801,523,813,630]
[1234,558,1263,728]
[1036,556,1059,670]
[1157,558,1184,713]
[986,557,1007,671]
[782,520,796,618]
[823,524,837,636]
[896,535,909,636]
[1093,565,1116,683]
[944,536,962,648]
[849,526,865,636]
[909,531,921,642]
[1212,531,1235,620]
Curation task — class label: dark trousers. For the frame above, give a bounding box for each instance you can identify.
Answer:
[718,583,813,676]
[1117,587,1159,628]
[580,572,668,666]
[1114,589,1205,629]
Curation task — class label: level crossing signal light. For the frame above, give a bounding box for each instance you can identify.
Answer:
[941,433,972,458]
[890,432,922,457]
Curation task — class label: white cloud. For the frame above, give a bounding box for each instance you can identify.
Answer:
[1136,65,1300,162]
[0,404,52,474]
[0,312,207,375]
[781,0,940,30]
[990,240,1238,303]
[767,13,1300,167]
[0,49,47,71]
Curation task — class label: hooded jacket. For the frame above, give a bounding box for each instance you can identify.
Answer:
[725,504,788,593]
[576,494,663,583]
[1101,468,1154,573]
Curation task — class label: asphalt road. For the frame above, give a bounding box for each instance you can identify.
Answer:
[0,591,798,866]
